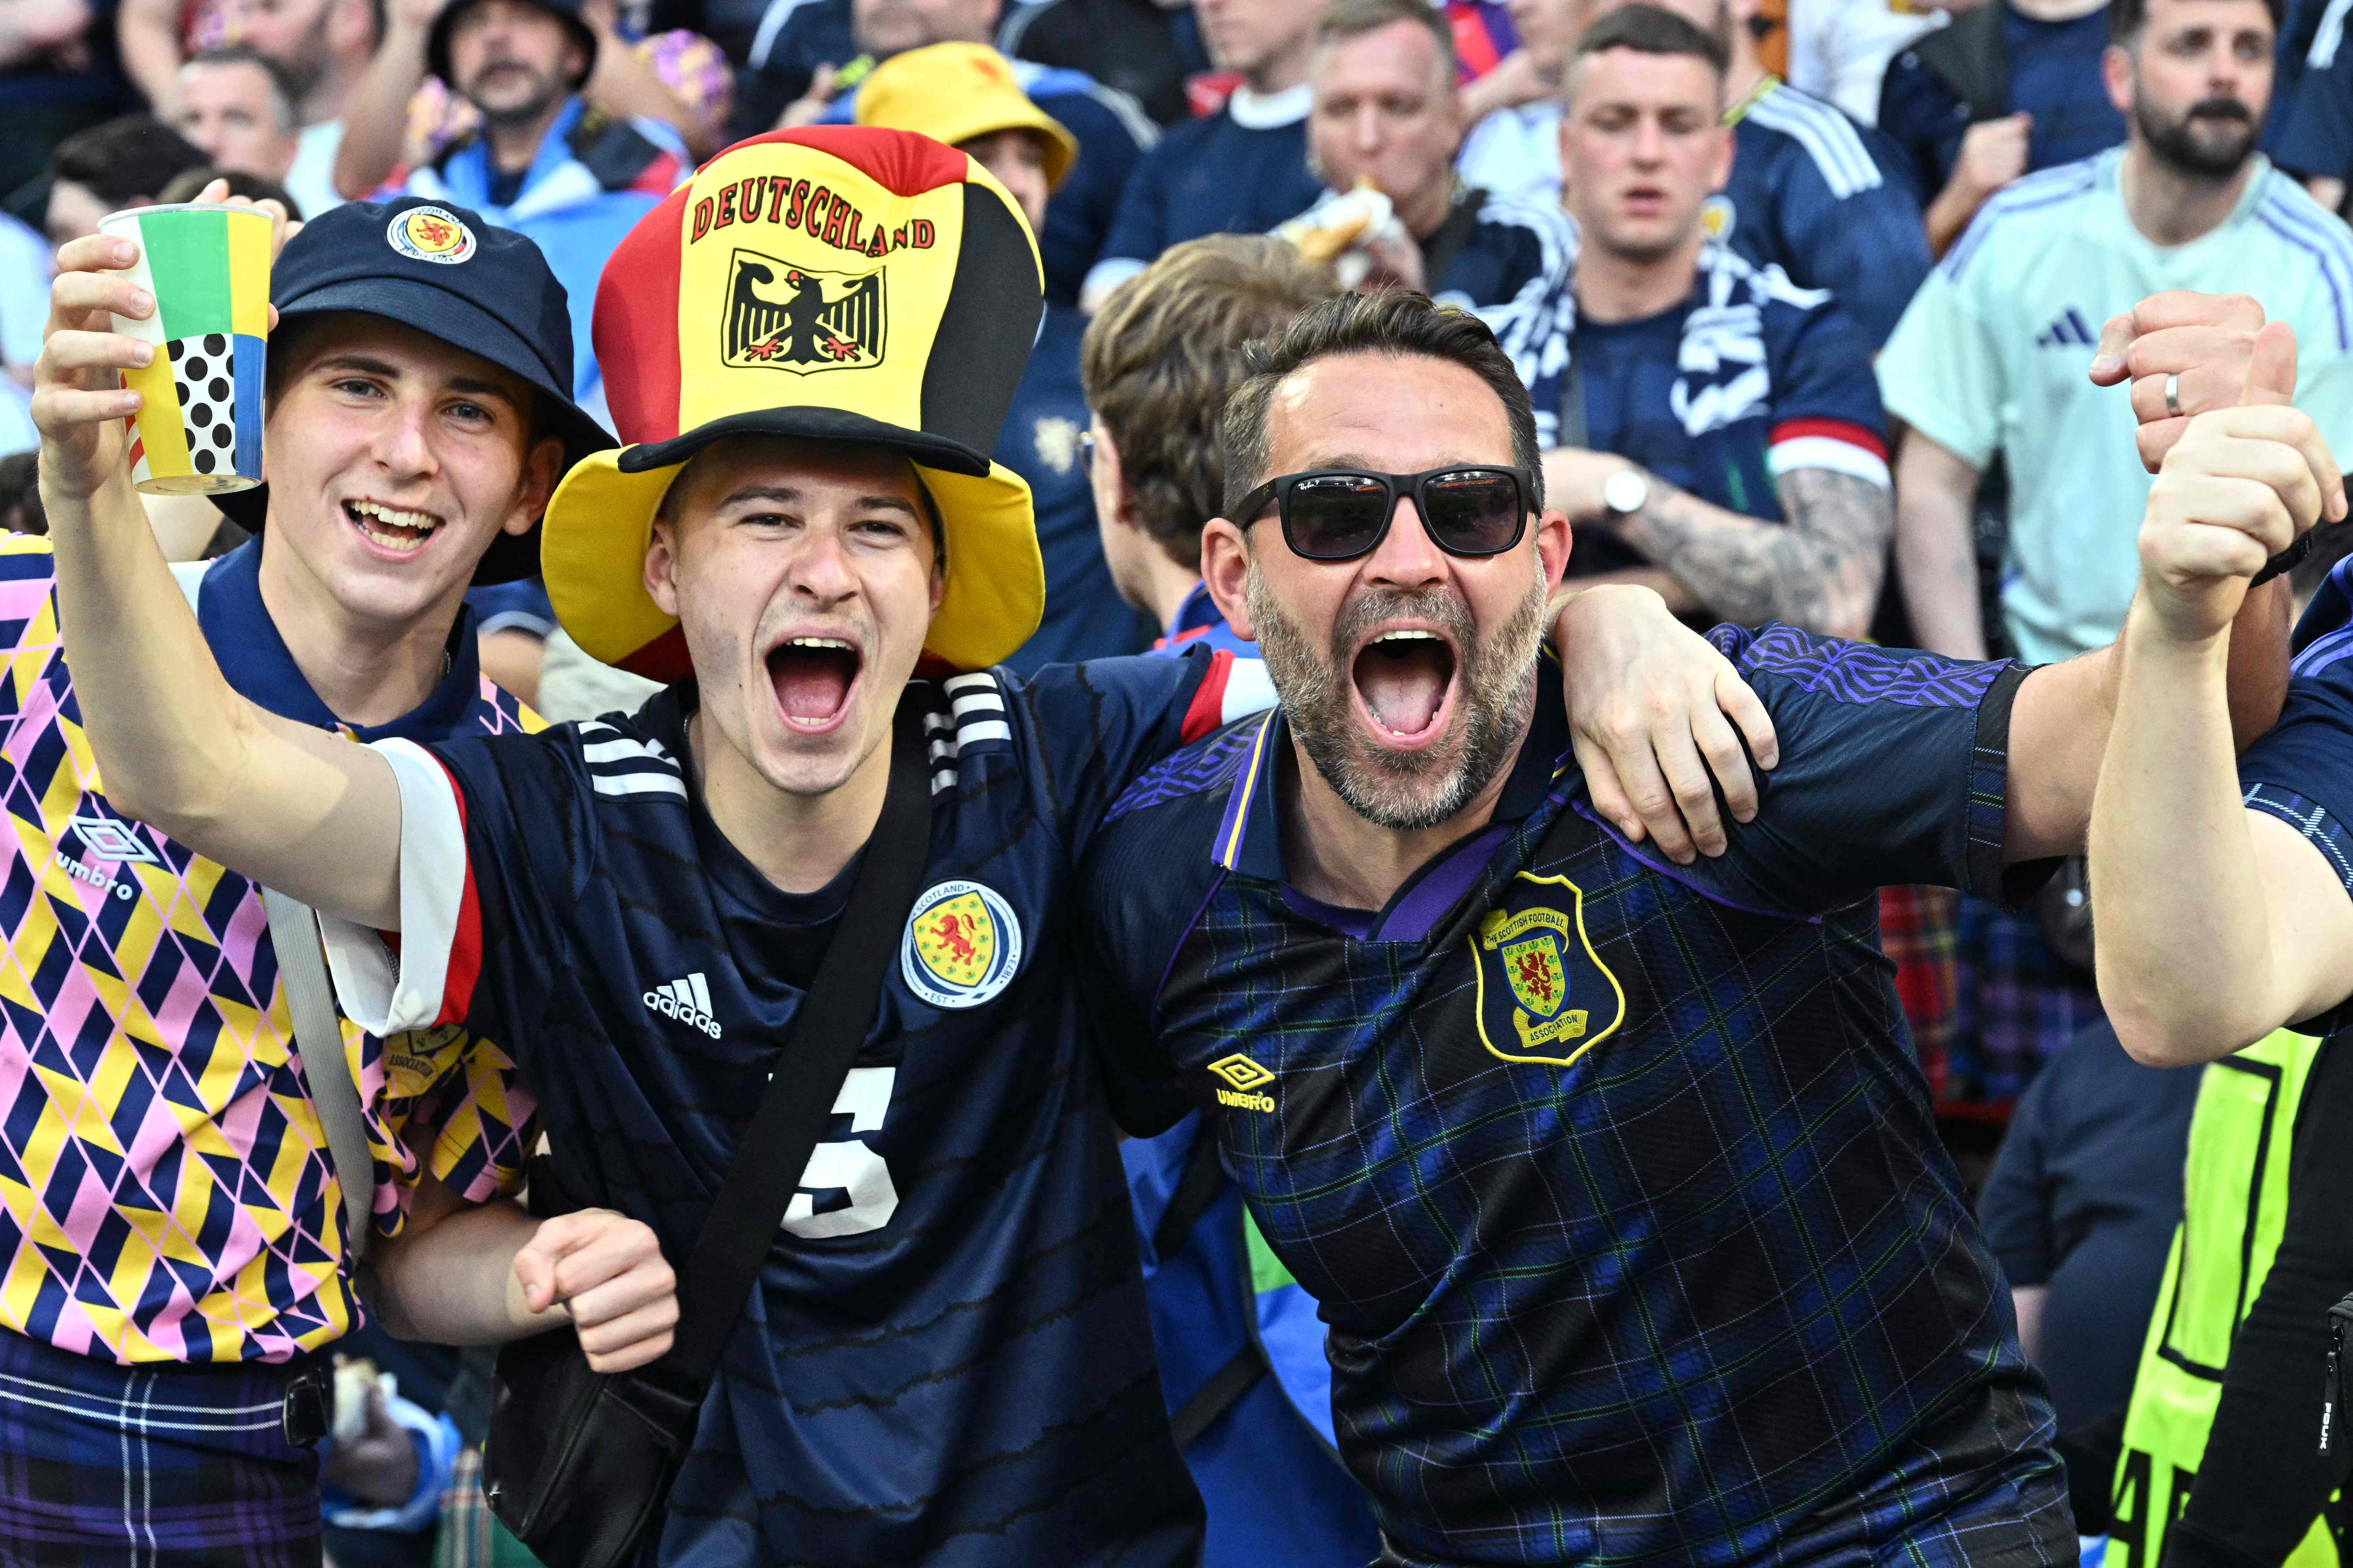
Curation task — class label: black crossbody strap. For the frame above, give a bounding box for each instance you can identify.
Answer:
[660,700,932,1381]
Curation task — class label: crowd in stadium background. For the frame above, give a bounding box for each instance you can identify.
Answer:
[8,0,2353,1560]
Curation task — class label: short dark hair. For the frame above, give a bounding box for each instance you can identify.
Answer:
[1316,0,1458,79]
[1572,2,1730,79]
[49,116,209,207]
[157,166,305,219]
[183,46,304,132]
[0,452,45,537]
[1082,235,1343,567]
[2111,0,2284,46]
[1219,290,1543,516]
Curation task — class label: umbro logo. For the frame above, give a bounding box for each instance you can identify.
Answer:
[2035,307,2098,348]
[68,813,159,865]
[1206,1053,1275,1113]
[644,972,723,1039]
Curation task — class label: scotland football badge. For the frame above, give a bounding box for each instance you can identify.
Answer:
[901,879,1023,1008]
[1472,874,1625,1066]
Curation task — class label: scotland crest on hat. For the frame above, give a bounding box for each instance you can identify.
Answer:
[542,126,1047,679]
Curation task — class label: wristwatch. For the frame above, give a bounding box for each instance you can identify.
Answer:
[1601,465,1649,519]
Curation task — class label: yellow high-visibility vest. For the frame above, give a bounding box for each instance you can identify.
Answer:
[2110,1030,2337,1567]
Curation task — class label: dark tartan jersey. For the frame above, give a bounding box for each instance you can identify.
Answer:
[1079,627,2071,1566]
[319,652,1264,1565]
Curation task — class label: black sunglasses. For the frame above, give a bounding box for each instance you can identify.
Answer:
[1232,466,1535,562]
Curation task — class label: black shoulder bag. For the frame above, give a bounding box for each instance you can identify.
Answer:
[482,704,932,1568]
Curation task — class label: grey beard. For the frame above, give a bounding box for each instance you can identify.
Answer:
[1245,563,1548,832]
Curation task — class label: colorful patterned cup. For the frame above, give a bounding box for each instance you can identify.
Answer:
[100,203,271,495]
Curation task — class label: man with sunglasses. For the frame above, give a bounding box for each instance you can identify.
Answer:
[1074,287,2305,1564]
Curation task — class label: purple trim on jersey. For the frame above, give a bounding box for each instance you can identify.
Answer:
[1279,884,1377,939]
[1212,714,1280,871]
[1711,623,2006,707]
[1105,719,1263,826]
[1570,801,1827,925]
[1373,821,1518,943]
[2255,194,2353,349]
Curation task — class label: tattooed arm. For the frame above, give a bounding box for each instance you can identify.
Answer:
[1543,447,1892,638]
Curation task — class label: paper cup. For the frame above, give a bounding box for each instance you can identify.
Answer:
[100,203,271,496]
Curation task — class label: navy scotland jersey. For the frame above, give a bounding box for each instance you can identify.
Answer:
[2270,0,2353,182]
[1086,86,1324,300]
[1535,246,1890,577]
[318,655,1273,1564]
[1878,3,2125,197]
[1279,185,1575,398]
[1079,629,2072,1565]
[1716,79,1931,348]
[2236,551,2353,1040]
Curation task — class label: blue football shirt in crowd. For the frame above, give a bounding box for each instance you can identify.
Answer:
[1155,580,1255,659]
[999,304,1155,674]
[2271,0,2353,182]
[318,654,1294,1564]
[1717,78,1931,347]
[2236,553,2353,995]
[1976,1020,2201,1428]
[1277,183,1576,393]
[1879,3,2126,197]
[1078,627,2072,1565]
[1085,84,1325,300]
[1533,248,1889,575]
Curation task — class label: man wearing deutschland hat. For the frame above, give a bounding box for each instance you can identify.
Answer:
[39,126,1777,1563]
[856,40,1156,671]
[22,188,678,1558]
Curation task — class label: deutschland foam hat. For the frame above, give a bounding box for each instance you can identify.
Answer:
[545,126,1046,678]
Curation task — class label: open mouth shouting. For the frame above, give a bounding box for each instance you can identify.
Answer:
[343,498,445,556]
[1351,624,1460,751]
[765,632,864,735]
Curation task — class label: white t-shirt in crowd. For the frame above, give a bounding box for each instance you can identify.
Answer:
[1455,100,1561,213]
[1878,149,2353,665]
[1784,0,1943,124]
[283,118,348,222]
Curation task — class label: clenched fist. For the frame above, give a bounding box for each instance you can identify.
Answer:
[2136,325,2346,644]
[508,1208,679,1374]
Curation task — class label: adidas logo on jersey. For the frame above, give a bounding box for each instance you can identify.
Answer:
[2035,307,2097,348]
[644,972,723,1038]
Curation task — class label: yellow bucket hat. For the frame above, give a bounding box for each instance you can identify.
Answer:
[542,126,1047,680]
[854,42,1078,192]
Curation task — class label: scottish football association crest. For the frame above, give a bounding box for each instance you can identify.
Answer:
[724,249,885,374]
[1472,875,1625,1066]
[901,879,1023,1008]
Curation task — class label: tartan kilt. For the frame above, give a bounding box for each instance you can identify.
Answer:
[0,1328,321,1567]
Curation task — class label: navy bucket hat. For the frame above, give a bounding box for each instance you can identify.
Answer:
[213,195,613,583]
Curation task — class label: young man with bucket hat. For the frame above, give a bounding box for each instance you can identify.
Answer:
[35,128,1786,1562]
[17,190,680,1561]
